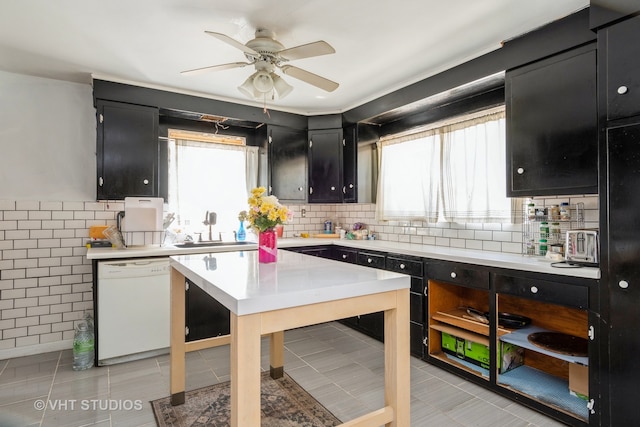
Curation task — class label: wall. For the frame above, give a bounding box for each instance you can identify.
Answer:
[0,70,96,201]
[0,72,98,359]
[282,195,599,254]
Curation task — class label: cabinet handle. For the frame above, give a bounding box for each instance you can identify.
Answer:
[349,183,354,189]
[450,272,456,279]
[343,186,346,194]
[400,263,405,269]
[619,280,629,289]
[330,186,336,191]
[517,167,525,175]
[367,258,373,263]
[143,179,149,185]
[530,286,538,294]
[617,85,629,95]
[298,187,303,191]
[342,254,347,259]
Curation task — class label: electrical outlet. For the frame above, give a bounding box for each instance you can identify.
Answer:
[301,208,306,218]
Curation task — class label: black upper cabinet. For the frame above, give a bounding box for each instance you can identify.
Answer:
[308,128,343,203]
[96,100,159,200]
[506,44,598,197]
[601,15,640,122]
[342,125,358,203]
[268,125,307,202]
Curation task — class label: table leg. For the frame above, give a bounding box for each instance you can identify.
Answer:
[270,331,284,379]
[170,268,186,405]
[384,288,410,427]
[231,312,262,427]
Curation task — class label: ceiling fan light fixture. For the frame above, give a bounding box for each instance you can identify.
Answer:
[252,71,274,93]
[272,73,293,99]
[238,75,257,98]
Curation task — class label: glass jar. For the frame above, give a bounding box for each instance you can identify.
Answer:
[549,204,560,220]
[560,202,571,220]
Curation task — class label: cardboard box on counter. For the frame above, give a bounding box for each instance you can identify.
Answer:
[442,332,524,373]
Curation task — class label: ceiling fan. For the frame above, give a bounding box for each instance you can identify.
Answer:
[182,29,339,100]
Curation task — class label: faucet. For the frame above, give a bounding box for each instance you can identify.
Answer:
[203,211,217,241]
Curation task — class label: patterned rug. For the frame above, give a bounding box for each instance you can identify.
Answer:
[151,371,341,427]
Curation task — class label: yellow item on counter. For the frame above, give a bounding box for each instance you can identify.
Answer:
[300,233,309,238]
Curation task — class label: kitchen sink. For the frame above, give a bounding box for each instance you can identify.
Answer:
[174,241,253,248]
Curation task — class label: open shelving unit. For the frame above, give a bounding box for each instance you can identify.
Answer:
[427,281,491,380]
[521,202,585,256]
[496,293,590,423]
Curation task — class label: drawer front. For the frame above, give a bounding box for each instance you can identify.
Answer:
[357,251,386,269]
[427,261,489,289]
[333,247,358,263]
[386,256,423,277]
[494,274,589,309]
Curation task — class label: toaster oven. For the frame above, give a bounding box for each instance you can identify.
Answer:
[565,230,599,266]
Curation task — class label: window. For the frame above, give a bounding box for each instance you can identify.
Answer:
[377,107,519,223]
[166,131,259,237]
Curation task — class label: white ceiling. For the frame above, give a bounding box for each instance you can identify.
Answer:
[0,0,588,116]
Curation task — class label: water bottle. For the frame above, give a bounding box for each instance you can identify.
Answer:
[72,320,94,371]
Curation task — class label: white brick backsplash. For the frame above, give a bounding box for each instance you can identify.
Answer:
[14,240,38,250]
[40,201,63,211]
[16,316,39,328]
[26,267,50,278]
[5,211,28,220]
[18,220,42,230]
[29,211,52,220]
[2,289,26,299]
[2,308,27,319]
[26,287,49,297]
[40,332,63,344]
[0,220,18,230]
[13,278,36,288]
[63,201,85,211]
[14,297,38,308]
[27,305,50,316]
[3,327,28,339]
[15,259,38,269]
[6,230,29,239]
[0,300,13,310]
[16,335,39,347]
[52,211,74,220]
[50,303,72,314]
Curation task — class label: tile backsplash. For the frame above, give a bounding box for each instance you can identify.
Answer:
[0,195,598,358]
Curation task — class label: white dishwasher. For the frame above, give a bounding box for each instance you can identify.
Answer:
[97,258,170,365]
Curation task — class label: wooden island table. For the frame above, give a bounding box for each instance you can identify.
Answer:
[169,249,411,426]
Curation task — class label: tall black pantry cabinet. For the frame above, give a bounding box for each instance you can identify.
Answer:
[597,12,640,426]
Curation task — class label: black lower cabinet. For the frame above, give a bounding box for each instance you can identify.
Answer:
[185,278,229,342]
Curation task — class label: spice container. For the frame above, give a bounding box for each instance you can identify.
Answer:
[549,204,560,220]
[560,202,571,220]
[550,222,561,243]
[527,202,536,220]
[539,221,549,239]
[539,238,548,256]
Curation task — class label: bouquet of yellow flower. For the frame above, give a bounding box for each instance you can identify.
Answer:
[245,187,290,233]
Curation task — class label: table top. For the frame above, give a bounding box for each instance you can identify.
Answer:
[170,249,410,316]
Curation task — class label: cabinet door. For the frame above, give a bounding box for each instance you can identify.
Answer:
[506,46,598,196]
[603,16,640,122]
[97,100,159,199]
[343,125,357,203]
[607,123,640,425]
[269,125,307,202]
[186,279,229,342]
[308,129,343,203]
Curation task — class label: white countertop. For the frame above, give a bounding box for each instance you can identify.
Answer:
[169,250,410,315]
[87,238,600,280]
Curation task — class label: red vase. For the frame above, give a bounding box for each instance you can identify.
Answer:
[258,229,277,263]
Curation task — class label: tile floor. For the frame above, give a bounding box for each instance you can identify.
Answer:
[0,321,568,427]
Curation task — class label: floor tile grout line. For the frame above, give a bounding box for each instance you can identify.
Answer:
[38,350,63,427]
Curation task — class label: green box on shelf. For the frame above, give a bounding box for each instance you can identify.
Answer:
[441,332,524,373]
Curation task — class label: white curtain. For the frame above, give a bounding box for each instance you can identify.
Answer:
[377,107,518,223]
[168,140,258,234]
[376,130,440,222]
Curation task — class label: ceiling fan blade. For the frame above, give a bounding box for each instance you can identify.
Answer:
[278,40,335,61]
[280,65,339,92]
[204,31,259,56]
[181,62,252,75]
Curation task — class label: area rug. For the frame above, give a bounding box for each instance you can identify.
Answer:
[151,371,341,427]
